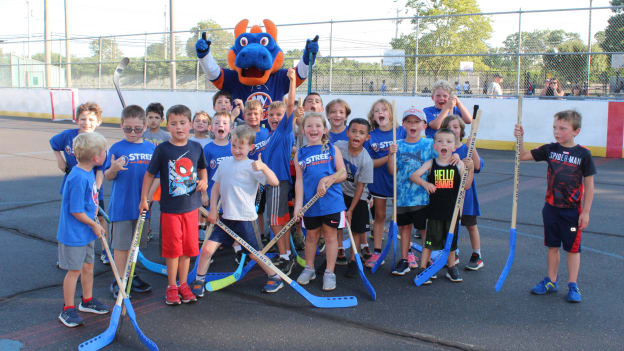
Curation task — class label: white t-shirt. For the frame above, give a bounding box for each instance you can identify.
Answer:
[190,136,212,148]
[488,81,502,96]
[212,157,266,221]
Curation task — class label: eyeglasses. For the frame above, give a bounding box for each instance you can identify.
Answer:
[123,127,143,134]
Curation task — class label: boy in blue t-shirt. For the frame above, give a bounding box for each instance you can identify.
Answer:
[104,105,156,298]
[57,132,109,328]
[388,107,435,275]
[422,80,472,138]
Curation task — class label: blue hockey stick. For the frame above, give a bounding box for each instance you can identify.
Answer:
[345,223,376,300]
[205,254,247,292]
[216,219,357,308]
[370,217,397,273]
[411,243,456,262]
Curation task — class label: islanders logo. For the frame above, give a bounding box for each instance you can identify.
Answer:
[119,155,129,167]
[247,91,272,117]
[370,143,379,153]
[91,182,98,206]
[210,159,217,169]
[65,145,73,156]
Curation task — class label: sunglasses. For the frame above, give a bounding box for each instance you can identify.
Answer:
[123,127,143,134]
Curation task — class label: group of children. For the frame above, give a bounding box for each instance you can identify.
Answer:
[51,75,595,326]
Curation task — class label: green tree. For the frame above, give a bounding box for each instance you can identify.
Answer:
[88,38,123,60]
[185,20,234,61]
[500,30,581,69]
[543,39,588,84]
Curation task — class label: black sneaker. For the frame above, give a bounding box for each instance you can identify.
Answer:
[336,249,348,266]
[416,267,432,285]
[392,259,410,276]
[58,308,84,328]
[131,275,152,293]
[361,246,372,260]
[275,256,295,275]
[465,253,484,271]
[110,281,132,300]
[426,261,438,279]
[445,265,463,282]
[345,261,358,278]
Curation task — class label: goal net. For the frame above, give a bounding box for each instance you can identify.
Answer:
[49,88,79,122]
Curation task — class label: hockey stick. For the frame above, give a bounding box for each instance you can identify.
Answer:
[205,254,247,292]
[215,219,357,308]
[345,222,376,300]
[306,35,319,95]
[289,233,307,267]
[79,233,158,351]
[415,105,481,286]
[98,206,110,223]
[411,242,452,262]
[187,200,221,283]
[495,96,522,292]
[121,211,147,317]
[113,57,129,109]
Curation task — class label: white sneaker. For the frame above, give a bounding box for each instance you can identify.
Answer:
[296,267,316,285]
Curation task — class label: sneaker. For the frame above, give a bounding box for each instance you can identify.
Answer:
[275,256,295,275]
[365,252,384,268]
[110,281,133,300]
[100,251,110,265]
[263,275,284,293]
[407,252,419,269]
[415,267,432,285]
[336,249,348,266]
[78,298,109,314]
[345,260,358,278]
[58,308,84,328]
[178,283,197,303]
[296,267,316,285]
[361,246,372,260]
[130,275,152,293]
[165,285,181,305]
[445,266,463,282]
[465,253,484,271]
[531,277,558,295]
[190,279,205,298]
[322,272,336,291]
[567,282,582,303]
[427,261,438,279]
[413,231,422,239]
[392,259,410,276]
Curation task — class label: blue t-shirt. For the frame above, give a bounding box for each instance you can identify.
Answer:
[249,127,270,160]
[203,141,233,196]
[329,129,348,143]
[297,144,346,217]
[147,140,207,214]
[364,126,406,197]
[423,106,461,139]
[220,69,291,114]
[104,140,155,222]
[396,138,435,207]
[455,143,484,216]
[49,128,103,193]
[265,112,295,182]
[57,167,99,246]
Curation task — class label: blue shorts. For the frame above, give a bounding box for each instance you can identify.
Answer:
[542,203,582,253]
[209,218,259,252]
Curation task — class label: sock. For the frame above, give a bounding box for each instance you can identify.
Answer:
[233,245,242,253]
[474,249,481,257]
[286,250,291,256]
[168,284,177,289]
[280,253,290,260]
[64,305,75,311]
[374,248,382,254]
[197,274,206,282]
[81,296,92,303]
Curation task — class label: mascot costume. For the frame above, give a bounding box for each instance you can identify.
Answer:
[195,19,319,114]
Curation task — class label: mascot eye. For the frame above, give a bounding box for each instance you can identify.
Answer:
[260,37,269,46]
[239,37,248,47]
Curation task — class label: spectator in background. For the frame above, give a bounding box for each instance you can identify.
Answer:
[527,81,534,95]
[567,85,582,97]
[541,78,564,97]
[487,73,503,97]
[381,80,387,96]
[463,81,471,94]
[369,81,374,92]
[455,81,462,95]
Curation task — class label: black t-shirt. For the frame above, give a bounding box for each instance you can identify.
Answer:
[531,143,596,209]
[427,160,461,221]
[147,140,207,213]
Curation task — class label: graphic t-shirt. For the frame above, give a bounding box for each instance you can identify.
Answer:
[49,128,103,193]
[329,129,348,143]
[297,144,346,217]
[423,106,461,139]
[364,126,406,197]
[455,143,484,216]
[531,143,596,209]
[334,140,373,200]
[396,138,435,207]
[57,167,98,246]
[265,112,295,182]
[203,142,232,196]
[249,127,270,160]
[212,157,267,221]
[142,129,170,146]
[104,140,155,222]
[147,140,207,214]
[427,160,462,221]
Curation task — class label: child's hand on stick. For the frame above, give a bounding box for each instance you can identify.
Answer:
[388,143,398,155]
[316,177,329,197]
[139,198,149,213]
[463,157,474,172]
[91,222,105,238]
[293,204,303,222]
[514,124,524,138]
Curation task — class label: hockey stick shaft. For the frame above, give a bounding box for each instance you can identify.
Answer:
[188,200,221,283]
[345,222,376,300]
[113,57,129,109]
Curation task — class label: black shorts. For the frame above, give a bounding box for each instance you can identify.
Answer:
[425,219,459,251]
[343,195,370,234]
[397,206,427,230]
[303,212,345,231]
[542,203,582,253]
[461,215,477,227]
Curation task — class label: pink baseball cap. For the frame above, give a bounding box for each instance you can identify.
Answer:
[402,107,426,122]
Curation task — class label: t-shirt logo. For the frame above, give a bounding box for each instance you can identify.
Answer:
[91,182,98,205]
[210,159,217,169]
[370,143,379,152]
[247,92,272,118]
[65,145,73,156]
[119,155,129,166]
[168,152,197,197]
[434,169,455,189]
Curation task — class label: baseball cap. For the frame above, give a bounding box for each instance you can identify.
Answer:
[402,107,426,122]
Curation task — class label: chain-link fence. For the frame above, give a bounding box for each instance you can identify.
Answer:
[1,6,623,97]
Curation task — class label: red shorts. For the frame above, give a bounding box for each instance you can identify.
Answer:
[160,210,199,258]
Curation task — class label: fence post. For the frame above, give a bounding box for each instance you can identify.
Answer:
[516,9,522,96]
[329,19,333,94]
[586,0,593,95]
[98,37,102,89]
[413,12,419,95]
[144,33,147,89]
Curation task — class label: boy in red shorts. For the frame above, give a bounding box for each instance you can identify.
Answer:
[514,110,595,303]
[140,104,208,305]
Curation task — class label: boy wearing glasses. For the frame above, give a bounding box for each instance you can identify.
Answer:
[104,105,156,297]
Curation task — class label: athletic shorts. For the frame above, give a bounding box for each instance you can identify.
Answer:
[58,240,95,271]
[303,211,345,231]
[256,186,266,214]
[461,215,477,227]
[542,203,582,253]
[209,218,259,253]
[425,219,459,251]
[369,191,392,200]
[111,220,148,251]
[343,194,370,234]
[266,181,291,226]
[160,210,199,258]
[397,206,427,230]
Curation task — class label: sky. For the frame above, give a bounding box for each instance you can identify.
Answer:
[0,0,614,59]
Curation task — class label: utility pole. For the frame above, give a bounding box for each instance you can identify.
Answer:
[586,0,593,95]
[395,8,400,39]
[26,0,31,58]
[64,0,71,88]
[44,0,51,88]
[170,0,176,90]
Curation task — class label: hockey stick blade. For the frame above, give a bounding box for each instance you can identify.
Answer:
[78,305,120,350]
[411,243,448,262]
[138,251,168,276]
[113,57,129,109]
[414,232,454,286]
[371,224,396,273]
[289,234,307,268]
[346,223,376,300]
[123,298,159,351]
[495,228,517,292]
[216,220,357,308]
[205,254,247,292]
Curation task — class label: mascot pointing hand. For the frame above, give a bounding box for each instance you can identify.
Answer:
[196,19,319,114]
